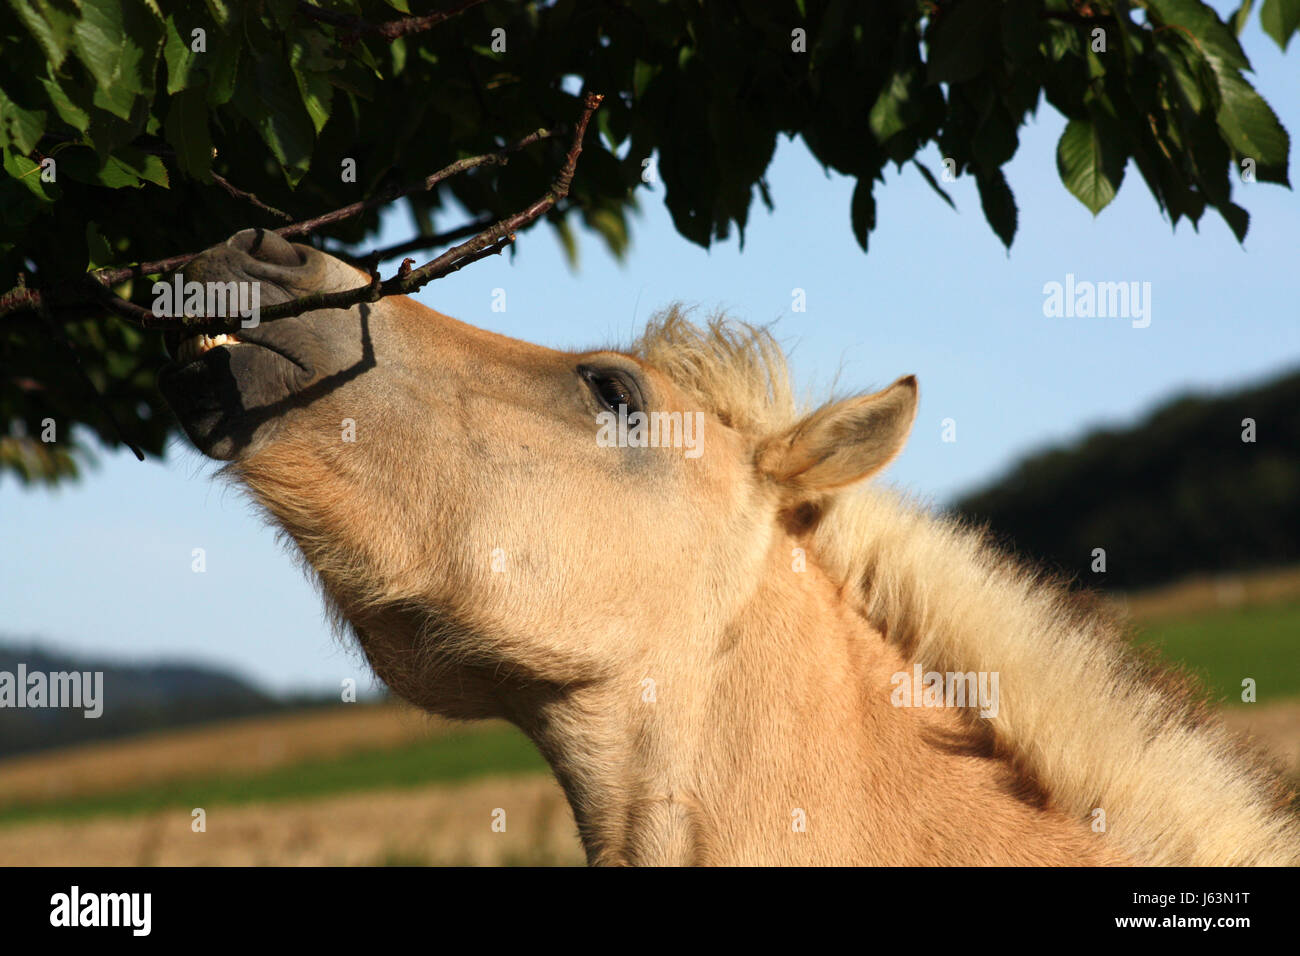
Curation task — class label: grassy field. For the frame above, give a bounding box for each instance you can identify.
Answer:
[0,701,442,807]
[0,566,1295,865]
[1132,598,1300,702]
[0,722,546,827]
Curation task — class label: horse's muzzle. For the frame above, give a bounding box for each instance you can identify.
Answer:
[157,229,326,460]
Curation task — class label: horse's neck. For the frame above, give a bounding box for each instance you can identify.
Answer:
[517,551,1123,865]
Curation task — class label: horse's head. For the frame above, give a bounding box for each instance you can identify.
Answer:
[160,229,918,719]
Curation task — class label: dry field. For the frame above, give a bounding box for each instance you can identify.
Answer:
[0,701,444,808]
[0,774,583,866]
[1116,564,1300,623]
[1220,700,1300,780]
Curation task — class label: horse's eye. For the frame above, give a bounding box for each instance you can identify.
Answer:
[594,375,631,409]
[579,365,641,414]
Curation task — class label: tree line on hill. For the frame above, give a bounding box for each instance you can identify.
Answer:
[0,642,343,759]
[952,367,1300,591]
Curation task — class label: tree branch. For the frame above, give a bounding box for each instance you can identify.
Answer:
[211,172,293,222]
[326,216,495,269]
[146,93,604,333]
[274,126,553,243]
[295,0,493,43]
[0,124,563,321]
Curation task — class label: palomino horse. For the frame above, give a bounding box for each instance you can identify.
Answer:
[160,229,1300,866]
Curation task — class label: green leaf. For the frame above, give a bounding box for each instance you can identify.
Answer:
[38,72,91,133]
[164,88,213,182]
[1056,115,1126,215]
[1046,22,1082,62]
[971,103,1019,169]
[632,60,659,100]
[390,36,407,75]
[870,68,916,143]
[9,0,78,69]
[926,0,1000,84]
[912,158,956,209]
[1,149,52,199]
[850,177,876,252]
[553,214,578,266]
[1260,0,1300,50]
[233,47,315,186]
[1230,0,1254,34]
[87,147,168,189]
[73,0,164,121]
[1143,0,1250,72]
[975,168,1017,248]
[72,0,131,117]
[290,35,338,134]
[85,222,112,269]
[0,87,47,154]
[84,96,150,158]
[1209,61,1290,185]
[206,36,242,106]
[1153,34,1212,116]
[163,14,203,94]
[204,0,233,30]
[118,147,168,187]
[1218,201,1249,242]
[585,206,629,259]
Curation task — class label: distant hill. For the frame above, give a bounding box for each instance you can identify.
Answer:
[0,641,337,758]
[952,367,1300,590]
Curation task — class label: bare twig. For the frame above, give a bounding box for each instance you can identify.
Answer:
[211,172,293,222]
[328,216,494,269]
[296,0,492,42]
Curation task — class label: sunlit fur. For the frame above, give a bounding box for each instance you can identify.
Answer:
[219,273,1299,865]
[641,309,1300,866]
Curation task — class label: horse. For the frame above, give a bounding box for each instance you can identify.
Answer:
[158,228,1300,865]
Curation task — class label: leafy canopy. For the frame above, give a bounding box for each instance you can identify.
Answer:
[0,0,1294,482]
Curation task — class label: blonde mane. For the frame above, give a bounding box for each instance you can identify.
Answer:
[635,308,1300,866]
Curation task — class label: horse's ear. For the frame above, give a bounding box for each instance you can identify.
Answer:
[758,376,917,494]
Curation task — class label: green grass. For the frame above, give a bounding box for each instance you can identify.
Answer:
[0,724,548,827]
[1132,598,1300,704]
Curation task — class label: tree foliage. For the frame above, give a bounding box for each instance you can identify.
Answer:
[0,0,1294,482]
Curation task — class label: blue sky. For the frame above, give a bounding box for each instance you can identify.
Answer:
[2,14,1297,694]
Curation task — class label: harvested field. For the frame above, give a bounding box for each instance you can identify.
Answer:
[0,774,582,866]
[0,701,443,808]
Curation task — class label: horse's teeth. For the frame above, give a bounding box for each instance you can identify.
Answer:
[176,332,241,363]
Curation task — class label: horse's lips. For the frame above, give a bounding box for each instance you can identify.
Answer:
[158,336,312,460]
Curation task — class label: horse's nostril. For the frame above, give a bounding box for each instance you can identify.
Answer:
[230,228,304,268]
